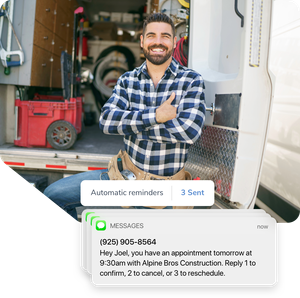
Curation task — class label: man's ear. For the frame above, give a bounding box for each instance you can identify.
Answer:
[174,36,177,48]
[140,34,143,48]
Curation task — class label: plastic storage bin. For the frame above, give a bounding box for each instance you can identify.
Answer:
[14,95,82,150]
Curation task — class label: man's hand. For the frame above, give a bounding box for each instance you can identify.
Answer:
[156,92,177,123]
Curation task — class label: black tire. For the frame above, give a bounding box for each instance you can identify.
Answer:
[46,120,77,150]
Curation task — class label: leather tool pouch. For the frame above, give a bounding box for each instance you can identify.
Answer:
[107,150,126,180]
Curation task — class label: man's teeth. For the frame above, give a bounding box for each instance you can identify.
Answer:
[152,48,164,52]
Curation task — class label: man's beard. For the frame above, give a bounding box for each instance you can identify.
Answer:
[143,44,174,65]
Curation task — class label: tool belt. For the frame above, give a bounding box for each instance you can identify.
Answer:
[106,150,193,209]
[107,150,191,181]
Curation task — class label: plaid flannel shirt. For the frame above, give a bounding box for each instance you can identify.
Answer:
[99,58,205,176]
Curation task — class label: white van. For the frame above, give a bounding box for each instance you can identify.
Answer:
[257,0,300,222]
[0,0,297,220]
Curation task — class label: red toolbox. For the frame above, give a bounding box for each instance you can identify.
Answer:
[14,7,85,150]
[14,95,82,149]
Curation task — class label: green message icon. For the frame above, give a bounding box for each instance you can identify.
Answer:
[95,220,106,231]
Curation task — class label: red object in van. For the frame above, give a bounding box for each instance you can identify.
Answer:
[14,95,82,149]
[77,36,88,57]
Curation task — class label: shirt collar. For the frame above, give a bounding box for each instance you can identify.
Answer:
[136,57,179,78]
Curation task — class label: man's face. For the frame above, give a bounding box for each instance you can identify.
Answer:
[141,22,177,66]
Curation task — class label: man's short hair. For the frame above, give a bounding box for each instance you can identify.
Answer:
[142,13,175,37]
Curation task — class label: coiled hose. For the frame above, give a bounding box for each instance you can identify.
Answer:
[173,36,188,66]
[92,45,136,112]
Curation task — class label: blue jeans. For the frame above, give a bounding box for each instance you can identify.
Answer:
[44,169,172,220]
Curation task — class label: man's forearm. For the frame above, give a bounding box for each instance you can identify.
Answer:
[99,104,158,136]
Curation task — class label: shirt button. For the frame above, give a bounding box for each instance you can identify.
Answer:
[146,155,150,158]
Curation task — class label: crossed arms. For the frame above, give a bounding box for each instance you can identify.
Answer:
[99,75,206,145]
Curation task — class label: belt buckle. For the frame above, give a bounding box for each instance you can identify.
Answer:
[121,169,136,180]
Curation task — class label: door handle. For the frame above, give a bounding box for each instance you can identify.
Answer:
[235,0,244,27]
[206,103,215,116]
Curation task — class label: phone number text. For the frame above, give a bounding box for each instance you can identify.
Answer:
[99,239,157,246]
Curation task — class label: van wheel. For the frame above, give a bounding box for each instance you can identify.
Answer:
[46,120,77,150]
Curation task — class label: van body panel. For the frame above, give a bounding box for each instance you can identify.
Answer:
[189,0,274,207]
[260,0,300,209]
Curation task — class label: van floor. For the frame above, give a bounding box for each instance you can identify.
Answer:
[74,124,125,154]
[0,124,125,156]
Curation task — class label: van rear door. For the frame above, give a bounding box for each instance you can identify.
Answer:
[187,0,274,209]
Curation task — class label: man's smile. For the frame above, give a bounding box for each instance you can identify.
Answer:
[151,48,165,52]
[149,45,168,54]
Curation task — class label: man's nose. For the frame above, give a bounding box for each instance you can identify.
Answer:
[153,36,163,44]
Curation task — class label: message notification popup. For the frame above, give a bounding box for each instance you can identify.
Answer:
[81,210,277,287]
[81,180,214,207]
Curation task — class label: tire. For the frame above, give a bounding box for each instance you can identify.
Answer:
[46,120,77,150]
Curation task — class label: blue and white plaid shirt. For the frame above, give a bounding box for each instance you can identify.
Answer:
[99,58,205,176]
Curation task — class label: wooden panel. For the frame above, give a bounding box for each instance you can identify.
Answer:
[67,9,74,31]
[33,21,54,52]
[66,42,73,55]
[52,55,62,89]
[53,34,67,57]
[35,0,56,31]
[66,9,74,45]
[55,6,68,40]
[30,0,78,87]
[55,0,78,13]
[31,46,52,87]
[66,25,75,51]
[56,0,71,12]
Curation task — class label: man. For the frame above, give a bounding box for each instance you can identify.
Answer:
[100,13,205,177]
[44,13,205,219]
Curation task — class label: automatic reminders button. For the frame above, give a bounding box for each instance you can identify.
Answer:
[81,180,214,207]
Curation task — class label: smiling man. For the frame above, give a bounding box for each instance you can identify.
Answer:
[44,13,205,219]
[99,13,205,178]
[142,19,175,66]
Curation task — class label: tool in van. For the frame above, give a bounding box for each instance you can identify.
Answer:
[71,7,85,99]
[5,0,15,74]
[0,1,24,72]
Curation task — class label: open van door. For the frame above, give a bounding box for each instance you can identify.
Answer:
[186,0,274,209]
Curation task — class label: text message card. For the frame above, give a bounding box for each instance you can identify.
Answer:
[81,210,277,286]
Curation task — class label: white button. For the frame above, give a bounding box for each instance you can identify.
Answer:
[146,155,150,158]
